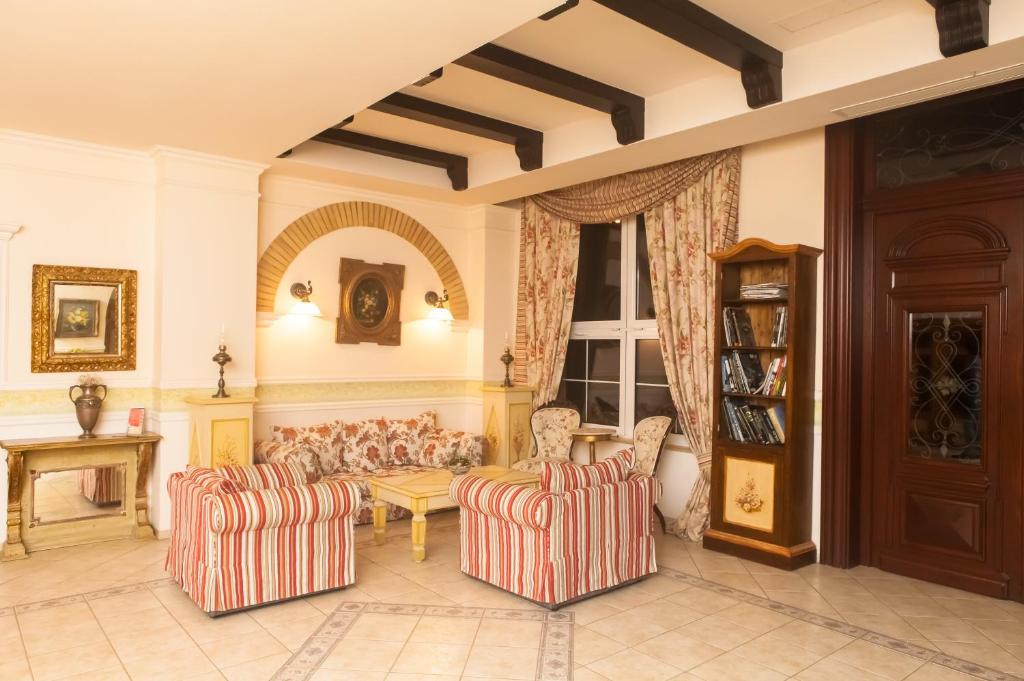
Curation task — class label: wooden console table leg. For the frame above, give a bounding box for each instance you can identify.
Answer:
[133,442,155,539]
[2,450,27,561]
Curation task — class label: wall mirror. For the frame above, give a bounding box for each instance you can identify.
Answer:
[31,465,127,527]
[32,264,137,372]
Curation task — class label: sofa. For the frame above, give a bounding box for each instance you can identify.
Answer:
[165,462,360,615]
[450,448,660,608]
[255,411,486,525]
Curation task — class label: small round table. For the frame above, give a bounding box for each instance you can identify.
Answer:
[571,426,617,464]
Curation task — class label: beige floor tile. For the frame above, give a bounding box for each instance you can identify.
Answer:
[321,639,404,672]
[175,611,264,644]
[199,627,289,668]
[573,625,628,665]
[627,599,704,629]
[119,645,218,681]
[715,602,792,635]
[761,619,854,656]
[698,572,767,597]
[804,576,871,597]
[473,617,542,647]
[406,614,480,645]
[752,573,816,592]
[218,652,290,681]
[731,635,824,675]
[878,594,954,618]
[763,589,841,617]
[675,613,760,650]
[905,616,988,643]
[633,630,726,670]
[964,616,1024,645]
[246,598,323,628]
[689,651,788,681]
[50,669,132,681]
[565,598,623,625]
[572,668,612,681]
[666,586,739,615]
[345,612,419,641]
[264,613,327,651]
[904,662,980,680]
[636,574,691,597]
[0,656,34,681]
[28,641,123,681]
[311,671,385,681]
[935,640,1024,675]
[825,593,895,616]
[391,642,470,676]
[595,583,662,610]
[588,648,680,681]
[88,589,164,619]
[19,613,108,656]
[586,609,668,646]
[933,597,1018,621]
[856,577,925,597]
[794,657,890,680]
[842,612,922,641]
[384,674,459,681]
[826,639,926,680]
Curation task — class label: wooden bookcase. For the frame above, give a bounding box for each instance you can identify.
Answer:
[703,238,822,570]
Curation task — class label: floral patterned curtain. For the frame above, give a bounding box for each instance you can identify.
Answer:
[644,150,741,540]
[513,199,581,407]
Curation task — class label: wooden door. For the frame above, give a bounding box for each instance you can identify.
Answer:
[868,195,1024,598]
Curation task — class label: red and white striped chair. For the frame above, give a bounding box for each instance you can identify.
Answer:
[165,462,360,615]
[450,449,660,608]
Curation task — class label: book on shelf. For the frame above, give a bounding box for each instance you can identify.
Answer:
[723,350,766,394]
[758,355,787,397]
[721,397,784,445]
[770,305,788,347]
[740,282,788,300]
[723,307,757,347]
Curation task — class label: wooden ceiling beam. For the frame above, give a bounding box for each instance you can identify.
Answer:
[413,68,444,87]
[311,129,468,190]
[591,0,783,109]
[454,43,644,144]
[369,93,543,171]
[539,1,578,21]
[924,0,989,57]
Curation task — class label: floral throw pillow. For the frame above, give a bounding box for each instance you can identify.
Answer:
[270,420,345,475]
[418,429,468,468]
[342,418,389,472]
[254,440,323,481]
[385,411,437,465]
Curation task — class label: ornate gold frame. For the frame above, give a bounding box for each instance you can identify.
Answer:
[31,264,138,373]
[336,258,404,346]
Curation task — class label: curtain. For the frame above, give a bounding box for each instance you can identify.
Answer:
[514,199,580,407]
[645,150,740,540]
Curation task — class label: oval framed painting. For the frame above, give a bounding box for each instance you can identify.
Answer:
[337,258,405,345]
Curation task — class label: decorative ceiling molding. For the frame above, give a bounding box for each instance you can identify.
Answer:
[590,0,783,109]
[256,201,469,319]
[369,93,543,171]
[925,0,990,57]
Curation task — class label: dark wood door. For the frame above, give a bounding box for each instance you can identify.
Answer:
[868,195,1024,598]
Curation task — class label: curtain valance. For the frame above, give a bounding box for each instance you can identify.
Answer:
[528,149,740,223]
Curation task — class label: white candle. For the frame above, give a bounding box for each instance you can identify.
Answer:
[219,323,226,346]
[504,332,509,348]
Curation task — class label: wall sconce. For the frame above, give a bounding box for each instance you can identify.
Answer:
[424,289,453,322]
[289,280,322,316]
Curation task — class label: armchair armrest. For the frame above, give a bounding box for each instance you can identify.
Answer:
[214,479,361,533]
[450,475,552,529]
[219,462,310,489]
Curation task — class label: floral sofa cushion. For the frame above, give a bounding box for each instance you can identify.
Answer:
[341,418,389,473]
[386,411,437,466]
[270,420,345,476]
[419,430,483,468]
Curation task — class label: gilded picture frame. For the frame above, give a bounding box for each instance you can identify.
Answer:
[31,264,138,373]
[336,258,404,346]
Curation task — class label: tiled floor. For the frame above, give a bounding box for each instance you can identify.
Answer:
[0,512,1021,681]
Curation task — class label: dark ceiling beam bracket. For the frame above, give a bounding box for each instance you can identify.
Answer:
[591,0,783,109]
[369,93,543,171]
[454,43,644,145]
[311,128,468,190]
[539,0,578,20]
[413,68,444,87]
[925,0,990,57]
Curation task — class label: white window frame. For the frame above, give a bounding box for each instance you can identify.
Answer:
[567,216,685,446]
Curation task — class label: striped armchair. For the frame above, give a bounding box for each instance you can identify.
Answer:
[165,462,360,615]
[451,450,660,608]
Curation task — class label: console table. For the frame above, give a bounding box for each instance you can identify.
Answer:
[0,433,160,560]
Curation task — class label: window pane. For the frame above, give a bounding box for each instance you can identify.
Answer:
[558,380,586,416]
[635,339,667,384]
[636,213,655,320]
[635,385,679,433]
[588,339,620,381]
[587,382,620,426]
[573,222,621,322]
[564,340,586,380]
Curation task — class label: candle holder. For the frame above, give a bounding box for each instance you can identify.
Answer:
[211,344,232,398]
[500,345,514,388]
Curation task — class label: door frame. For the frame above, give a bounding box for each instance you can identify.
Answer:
[821,92,1024,599]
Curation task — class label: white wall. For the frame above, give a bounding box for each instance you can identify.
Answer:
[738,128,826,547]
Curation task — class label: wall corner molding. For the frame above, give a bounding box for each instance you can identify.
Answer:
[0,222,23,383]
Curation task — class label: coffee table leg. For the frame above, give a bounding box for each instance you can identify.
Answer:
[372,498,387,545]
[411,512,427,562]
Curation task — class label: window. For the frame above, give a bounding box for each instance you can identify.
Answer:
[557,215,682,438]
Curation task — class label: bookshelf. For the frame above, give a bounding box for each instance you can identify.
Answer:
[703,238,822,570]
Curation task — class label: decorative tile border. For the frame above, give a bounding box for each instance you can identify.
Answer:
[658,567,1024,681]
[270,600,574,681]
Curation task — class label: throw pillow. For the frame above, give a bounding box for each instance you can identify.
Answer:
[540,448,633,494]
[341,418,389,472]
[270,420,345,475]
[253,441,322,481]
[385,411,437,465]
[418,429,468,468]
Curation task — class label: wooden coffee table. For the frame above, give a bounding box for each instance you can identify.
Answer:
[370,465,539,562]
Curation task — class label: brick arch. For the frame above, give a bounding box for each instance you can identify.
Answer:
[256,201,469,320]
